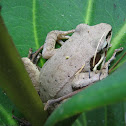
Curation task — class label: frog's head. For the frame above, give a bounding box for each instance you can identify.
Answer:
[92,23,112,71]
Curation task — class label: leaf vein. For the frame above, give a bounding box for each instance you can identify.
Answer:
[33,0,39,49]
[85,0,94,24]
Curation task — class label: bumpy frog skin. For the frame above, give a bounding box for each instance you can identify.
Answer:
[39,23,112,102]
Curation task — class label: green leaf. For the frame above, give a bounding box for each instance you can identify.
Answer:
[1,0,126,67]
[0,88,20,126]
[73,103,125,126]
[44,62,126,126]
[0,11,47,126]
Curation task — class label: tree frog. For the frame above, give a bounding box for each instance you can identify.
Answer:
[39,23,112,102]
[22,23,123,109]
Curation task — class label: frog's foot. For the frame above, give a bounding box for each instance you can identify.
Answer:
[102,47,123,71]
[28,45,43,64]
[42,30,75,59]
[98,47,123,80]
[57,29,75,40]
[106,47,123,66]
[57,30,75,45]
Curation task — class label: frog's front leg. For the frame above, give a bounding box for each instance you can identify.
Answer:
[42,30,75,59]
[72,47,123,89]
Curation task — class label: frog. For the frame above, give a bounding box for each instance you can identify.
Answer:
[22,23,123,110]
[39,23,113,103]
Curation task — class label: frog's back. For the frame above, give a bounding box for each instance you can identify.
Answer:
[40,31,94,102]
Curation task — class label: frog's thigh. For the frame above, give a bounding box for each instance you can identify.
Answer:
[42,30,75,59]
[72,72,100,89]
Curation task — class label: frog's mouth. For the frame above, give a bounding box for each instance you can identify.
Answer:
[90,30,112,71]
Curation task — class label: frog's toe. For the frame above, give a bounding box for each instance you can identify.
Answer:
[27,46,43,64]
[58,35,70,40]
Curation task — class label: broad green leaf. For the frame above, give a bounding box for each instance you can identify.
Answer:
[73,103,125,126]
[0,12,47,126]
[44,62,126,126]
[1,0,126,67]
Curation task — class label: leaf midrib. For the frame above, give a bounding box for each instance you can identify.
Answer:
[85,0,94,24]
[33,0,39,49]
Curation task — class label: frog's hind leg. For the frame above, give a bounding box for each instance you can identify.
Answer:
[42,30,75,59]
[22,48,42,92]
[72,71,101,89]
